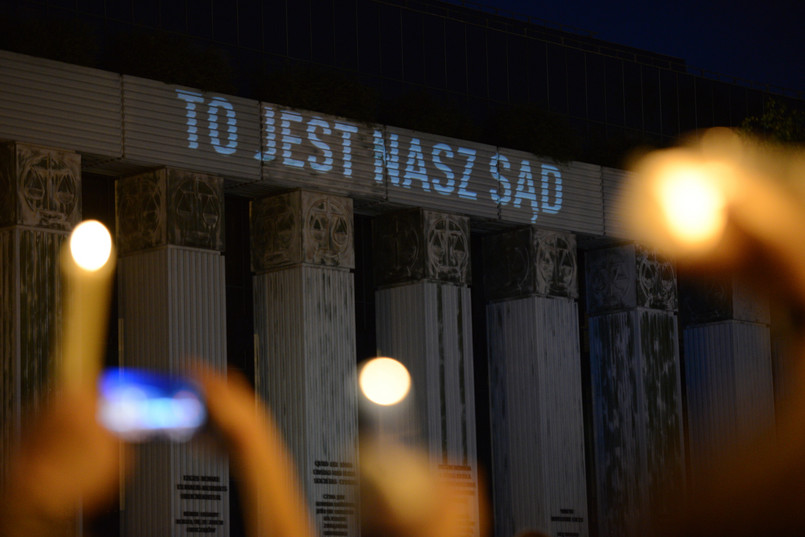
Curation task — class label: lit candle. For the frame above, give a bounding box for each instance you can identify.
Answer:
[58,220,116,390]
[359,356,411,406]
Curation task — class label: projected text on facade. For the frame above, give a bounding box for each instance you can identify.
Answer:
[176,91,563,223]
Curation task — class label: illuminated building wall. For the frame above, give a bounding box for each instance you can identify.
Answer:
[373,209,480,537]
[484,228,588,537]
[585,245,684,537]
[1,0,797,166]
[0,142,80,486]
[680,276,775,485]
[251,190,359,537]
[116,168,230,536]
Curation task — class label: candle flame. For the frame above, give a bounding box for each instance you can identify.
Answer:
[360,357,411,406]
[655,162,728,247]
[70,220,112,271]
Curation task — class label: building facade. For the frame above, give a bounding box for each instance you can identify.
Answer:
[0,2,797,536]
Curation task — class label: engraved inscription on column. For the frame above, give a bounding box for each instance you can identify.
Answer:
[117,168,223,254]
[437,463,478,537]
[311,459,357,537]
[0,142,81,229]
[373,209,470,287]
[251,190,354,272]
[175,474,227,533]
[484,227,577,301]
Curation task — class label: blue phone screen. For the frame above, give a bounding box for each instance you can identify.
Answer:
[97,368,206,441]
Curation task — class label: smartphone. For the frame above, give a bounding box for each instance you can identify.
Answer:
[97,367,207,442]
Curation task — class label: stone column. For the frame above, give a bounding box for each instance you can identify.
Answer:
[0,142,81,486]
[484,227,588,537]
[585,244,684,537]
[251,190,358,537]
[680,276,774,483]
[373,208,480,537]
[116,168,229,536]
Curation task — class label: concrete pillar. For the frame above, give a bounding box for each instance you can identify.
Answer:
[680,275,774,483]
[373,208,480,537]
[251,190,359,537]
[0,141,81,486]
[585,244,685,537]
[484,227,588,537]
[116,167,229,536]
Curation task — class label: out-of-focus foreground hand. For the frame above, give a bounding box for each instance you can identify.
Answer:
[194,369,316,537]
[0,388,124,537]
[619,131,805,536]
[360,439,490,537]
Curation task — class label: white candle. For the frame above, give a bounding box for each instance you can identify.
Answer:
[58,220,116,390]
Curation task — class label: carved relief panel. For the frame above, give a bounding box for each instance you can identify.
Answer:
[0,142,81,230]
[484,227,577,301]
[426,211,470,284]
[373,209,470,287]
[586,244,677,315]
[116,168,223,254]
[636,247,677,311]
[679,274,769,325]
[586,246,637,315]
[251,190,354,272]
[168,169,223,250]
[371,209,424,284]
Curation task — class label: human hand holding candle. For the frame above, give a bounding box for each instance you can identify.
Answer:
[358,357,488,537]
[58,220,116,391]
[618,129,805,537]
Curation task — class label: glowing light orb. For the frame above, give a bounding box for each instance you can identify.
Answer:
[655,165,727,247]
[360,357,411,406]
[70,220,112,271]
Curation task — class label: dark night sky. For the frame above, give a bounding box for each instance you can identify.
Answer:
[446,0,805,95]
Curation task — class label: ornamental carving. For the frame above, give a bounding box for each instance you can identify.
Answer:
[251,193,300,271]
[679,278,732,325]
[0,147,13,224]
[425,211,470,284]
[636,247,677,311]
[533,229,577,298]
[372,210,424,285]
[484,227,577,300]
[116,172,165,253]
[251,191,353,272]
[303,193,353,267]
[373,209,470,287]
[116,168,223,254]
[586,246,636,315]
[0,143,81,230]
[587,244,678,315]
[679,273,770,325]
[483,227,531,300]
[167,170,223,251]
